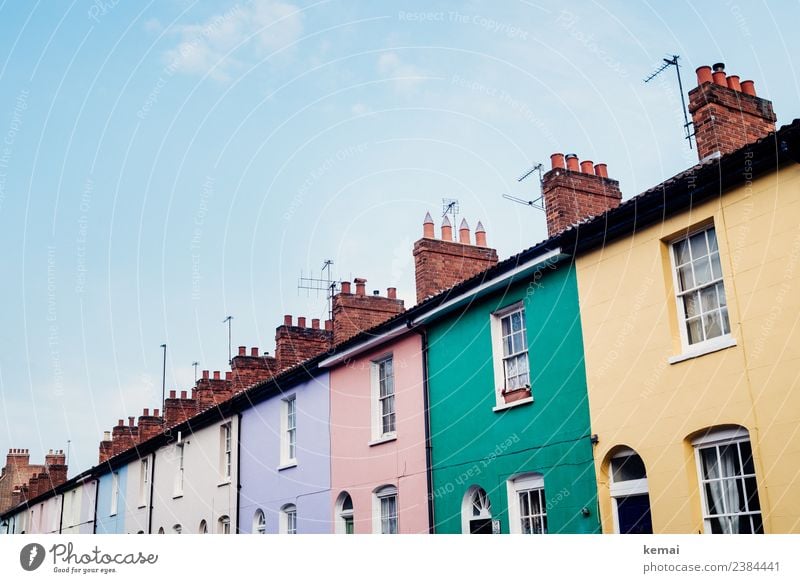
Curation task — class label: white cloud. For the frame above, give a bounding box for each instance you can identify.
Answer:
[377,51,427,92]
[162,0,304,81]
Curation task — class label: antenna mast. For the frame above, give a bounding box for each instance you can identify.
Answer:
[502,162,545,210]
[298,259,337,321]
[644,54,694,149]
[223,316,233,364]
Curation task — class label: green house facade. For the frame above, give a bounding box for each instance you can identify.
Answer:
[425,253,600,534]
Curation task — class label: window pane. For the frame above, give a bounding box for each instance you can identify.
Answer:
[502,316,510,337]
[683,292,700,318]
[707,228,718,252]
[510,311,522,332]
[700,447,720,480]
[744,477,761,511]
[719,445,742,478]
[519,492,530,518]
[693,258,712,286]
[717,282,727,306]
[686,317,703,344]
[721,307,730,335]
[703,311,722,340]
[678,264,694,291]
[690,232,708,259]
[705,481,723,515]
[503,335,513,357]
[674,239,690,265]
[611,454,647,482]
[710,252,722,280]
[740,441,755,475]
[700,286,719,312]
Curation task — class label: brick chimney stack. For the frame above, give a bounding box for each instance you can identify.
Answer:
[44,449,68,488]
[230,345,280,389]
[331,280,405,344]
[413,212,499,302]
[541,152,622,237]
[275,316,334,368]
[194,371,233,410]
[138,408,165,444]
[99,432,113,464]
[164,389,199,426]
[688,62,777,161]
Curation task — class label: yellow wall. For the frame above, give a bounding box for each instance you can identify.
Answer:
[576,161,800,533]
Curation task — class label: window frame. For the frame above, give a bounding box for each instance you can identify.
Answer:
[253,509,266,534]
[109,471,119,516]
[280,504,297,534]
[608,448,651,534]
[336,492,355,534]
[280,396,297,467]
[218,515,231,534]
[692,428,763,534]
[220,423,232,482]
[373,485,398,534]
[507,473,547,535]
[370,355,397,441]
[490,301,532,407]
[668,224,734,356]
[174,443,185,497]
[138,458,149,508]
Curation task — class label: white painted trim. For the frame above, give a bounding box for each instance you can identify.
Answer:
[492,396,533,412]
[461,486,492,534]
[279,395,297,467]
[368,435,397,447]
[318,248,566,367]
[372,485,398,534]
[690,426,749,447]
[669,335,737,364]
[610,478,649,498]
[506,473,545,534]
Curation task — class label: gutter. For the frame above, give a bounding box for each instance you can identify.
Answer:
[58,492,64,534]
[320,248,566,367]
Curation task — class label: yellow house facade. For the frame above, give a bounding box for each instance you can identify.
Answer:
[576,132,800,533]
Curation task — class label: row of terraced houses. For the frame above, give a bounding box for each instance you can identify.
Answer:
[3,62,800,535]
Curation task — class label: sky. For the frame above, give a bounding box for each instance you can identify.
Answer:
[0,0,798,474]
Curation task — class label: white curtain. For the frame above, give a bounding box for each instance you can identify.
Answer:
[705,446,740,534]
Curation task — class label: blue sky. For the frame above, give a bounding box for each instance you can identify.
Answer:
[0,0,798,473]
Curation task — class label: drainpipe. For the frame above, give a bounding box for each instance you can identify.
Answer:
[147,451,156,534]
[407,321,435,534]
[58,493,65,534]
[235,413,242,534]
[92,478,100,534]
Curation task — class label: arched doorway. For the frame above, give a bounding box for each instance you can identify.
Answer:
[462,486,492,534]
[609,448,653,534]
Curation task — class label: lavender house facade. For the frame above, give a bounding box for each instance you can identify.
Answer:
[239,371,331,534]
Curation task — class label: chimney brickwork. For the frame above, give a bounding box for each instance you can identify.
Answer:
[332,281,405,344]
[413,213,498,302]
[689,63,777,161]
[541,153,622,237]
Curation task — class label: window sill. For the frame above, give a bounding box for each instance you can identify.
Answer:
[493,396,534,412]
[217,479,231,488]
[277,461,297,471]
[668,335,737,364]
[368,435,397,447]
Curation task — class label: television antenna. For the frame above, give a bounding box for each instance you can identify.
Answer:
[442,198,459,227]
[502,162,544,210]
[644,54,694,149]
[298,259,337,321]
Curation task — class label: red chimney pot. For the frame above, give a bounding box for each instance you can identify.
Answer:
[550,153,565,170]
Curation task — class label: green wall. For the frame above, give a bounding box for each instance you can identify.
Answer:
[426,260,599,533]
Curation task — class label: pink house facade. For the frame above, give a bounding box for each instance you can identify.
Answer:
[323,333,430,534]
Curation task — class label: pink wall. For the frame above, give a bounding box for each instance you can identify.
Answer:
[329,333,429,534]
